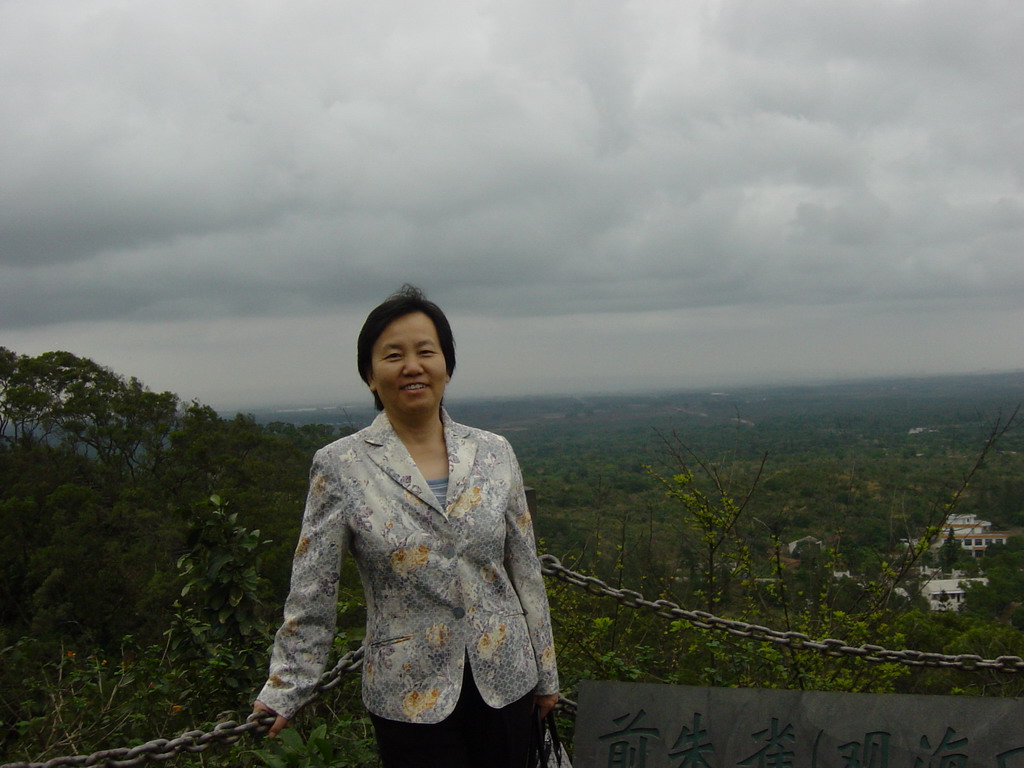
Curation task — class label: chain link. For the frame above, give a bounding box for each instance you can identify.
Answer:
[8,556,1023,768]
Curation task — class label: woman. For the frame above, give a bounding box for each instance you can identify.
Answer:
[253,285,559,767]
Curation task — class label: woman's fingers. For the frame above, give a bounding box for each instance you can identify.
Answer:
[534,693,559,719]
[252,701,290,738]
[268,714,289,738]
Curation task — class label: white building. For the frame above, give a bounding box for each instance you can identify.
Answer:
[936,513,1012,558]
[920,577,988,612]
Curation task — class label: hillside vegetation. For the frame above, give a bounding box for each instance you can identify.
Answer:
[2,346,1023,766]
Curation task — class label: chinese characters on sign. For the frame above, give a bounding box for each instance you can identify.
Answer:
[574,682,1024,768]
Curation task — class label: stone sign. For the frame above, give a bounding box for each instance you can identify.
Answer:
[573,680,1024,767]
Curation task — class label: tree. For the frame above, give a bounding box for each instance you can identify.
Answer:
[940,528,961,574]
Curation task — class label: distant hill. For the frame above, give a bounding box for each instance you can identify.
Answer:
[237,370,1024,436]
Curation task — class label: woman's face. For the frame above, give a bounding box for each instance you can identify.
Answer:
[367,311,449,422]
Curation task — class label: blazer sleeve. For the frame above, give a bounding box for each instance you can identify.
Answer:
[501,438,559,696]
[255,450,350,720]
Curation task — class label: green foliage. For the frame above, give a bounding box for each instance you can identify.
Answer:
[539,400,1021,706]
[2,635,227,763]
[0,628,378,767]
[0,348,351,650]
[0,347,364,764]
[250,720,377,768]
[961,540,1024,622]
[176,495,270,642]
[894,610,1024,697]
[644,434,764,613]
[940,528,962,573]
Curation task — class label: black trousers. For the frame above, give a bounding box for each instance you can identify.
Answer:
[369,663,535,768]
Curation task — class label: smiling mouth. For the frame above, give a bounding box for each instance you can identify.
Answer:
[401,383,427,391]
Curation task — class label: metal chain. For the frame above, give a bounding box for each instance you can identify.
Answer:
[8,556,1022,768]
[539,554,1024,673]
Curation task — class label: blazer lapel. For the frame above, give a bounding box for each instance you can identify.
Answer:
[443,410,478,510]
[362,412,443,515]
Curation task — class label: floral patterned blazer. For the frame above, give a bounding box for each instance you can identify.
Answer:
[256,410,559,724]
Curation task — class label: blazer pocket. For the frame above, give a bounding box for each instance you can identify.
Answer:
[369,634,413,648]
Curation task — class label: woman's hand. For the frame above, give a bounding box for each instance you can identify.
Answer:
[534,693,559,719]
[252,700,289,738]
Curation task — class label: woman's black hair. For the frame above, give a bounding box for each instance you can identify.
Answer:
[357,284,456,411]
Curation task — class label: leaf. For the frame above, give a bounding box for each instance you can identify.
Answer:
[251,749,288,768]
[207,553,233,579]
[313,736,333,763]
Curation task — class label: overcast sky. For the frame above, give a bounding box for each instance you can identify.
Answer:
[2,0,1022,410]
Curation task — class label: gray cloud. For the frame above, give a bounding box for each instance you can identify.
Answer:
[2,0,1022,405]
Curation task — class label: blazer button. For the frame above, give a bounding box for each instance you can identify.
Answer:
[453,607,466,619]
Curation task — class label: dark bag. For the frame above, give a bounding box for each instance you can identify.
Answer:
[528,711,571,768]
